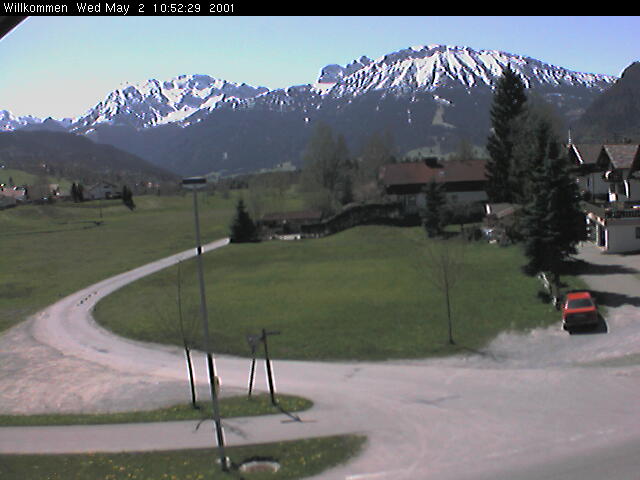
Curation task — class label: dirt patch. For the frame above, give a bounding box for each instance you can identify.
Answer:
[0,318,228,415]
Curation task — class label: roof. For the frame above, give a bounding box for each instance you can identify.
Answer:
[568,144,602,165]
[485,203,519,218]
[0,187,26,198]
[0,16,26,41]
[380,162,437,186]
[600,144,640,170]
[86,182,119,190]
[380,159,487,187]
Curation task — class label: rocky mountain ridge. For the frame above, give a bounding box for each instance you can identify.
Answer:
[1,44,624,176]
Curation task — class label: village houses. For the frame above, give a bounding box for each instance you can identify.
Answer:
[569,143,640,253]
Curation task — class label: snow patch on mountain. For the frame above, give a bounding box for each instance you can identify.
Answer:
[324,45,617,96]
[72,74,270,129]
[1,44,620,133]
[0,110,43,131]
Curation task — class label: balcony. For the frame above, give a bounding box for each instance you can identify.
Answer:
[582,201,640,219]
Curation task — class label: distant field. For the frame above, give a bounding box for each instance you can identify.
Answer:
[0,167,71,191]
[0,193,239,333]
[95,226,587,361]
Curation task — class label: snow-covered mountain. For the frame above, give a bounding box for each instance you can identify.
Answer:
[72,74,270,130]
[317,44,615,95]
[3,45,617,132]
[0,110,44,130]
[0,45,623,175]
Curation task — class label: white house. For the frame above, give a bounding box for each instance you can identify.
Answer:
[597,144,640,202]
[572,143,640,253]
[585,204,640,254]
[567,143,610,200]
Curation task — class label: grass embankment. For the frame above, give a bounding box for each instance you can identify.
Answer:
[0,194,238,333]
[0,394,312,427]
[0,434,366,480]
[96,225,587,361]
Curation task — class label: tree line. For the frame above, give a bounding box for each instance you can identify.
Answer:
[299,124,397,215]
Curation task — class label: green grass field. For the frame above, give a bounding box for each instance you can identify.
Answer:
[0,168,70,190]
[0,434,366,480]
[95,225,586,361]
[2,188,586,359]
[0,193,238,333]
[0,394,312,427]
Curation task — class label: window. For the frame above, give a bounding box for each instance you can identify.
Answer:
[636,227,640,239]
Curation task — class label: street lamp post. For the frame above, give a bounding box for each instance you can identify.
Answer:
[182,176,228,471]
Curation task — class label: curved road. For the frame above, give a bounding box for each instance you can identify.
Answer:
[2,240,640,480]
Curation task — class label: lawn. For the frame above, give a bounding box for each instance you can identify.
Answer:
[0,394,312,427]
[0,168,72,191]
[0,434,366,480]
[0,193,238,333]
[95,225,587,361]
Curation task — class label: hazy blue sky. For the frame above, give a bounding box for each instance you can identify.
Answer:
[1,16,638,119]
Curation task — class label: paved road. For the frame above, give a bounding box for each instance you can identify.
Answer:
[2,240,640,480]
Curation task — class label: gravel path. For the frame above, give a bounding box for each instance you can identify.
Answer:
[0,238,238,415]
[2,241,640,480]
[0,317,211,414]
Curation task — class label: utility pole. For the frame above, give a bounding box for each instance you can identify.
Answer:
[182,176,228,471]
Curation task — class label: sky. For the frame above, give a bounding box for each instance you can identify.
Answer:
[1,15,639,120]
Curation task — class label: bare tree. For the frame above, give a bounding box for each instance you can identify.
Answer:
[155,261,202,408]
[423,237,467,345]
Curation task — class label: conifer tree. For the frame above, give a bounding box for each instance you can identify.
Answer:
[423,179,446,238]
[521,151,585,288]
[230,198,259,243]
[510,100,563,204]
[122,185,136,210]
[486,65,528,203]
[71,182,79,203]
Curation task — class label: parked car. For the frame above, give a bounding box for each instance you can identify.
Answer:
[562,291,598,330]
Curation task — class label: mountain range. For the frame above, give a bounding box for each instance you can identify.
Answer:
[572,61,640,142]
[1,44,628,176]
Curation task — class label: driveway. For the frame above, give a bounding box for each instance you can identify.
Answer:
[2,241,640,480]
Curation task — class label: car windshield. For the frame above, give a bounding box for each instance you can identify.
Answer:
[567,298,594,309]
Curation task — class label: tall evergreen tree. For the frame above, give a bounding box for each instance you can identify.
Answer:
[521,151,586,288]
[510,100,564,203]
[230,198,259,243]
[70,182,79,203]
[486,65,528,203]
[122,185,136,210]
[423,180,446,238]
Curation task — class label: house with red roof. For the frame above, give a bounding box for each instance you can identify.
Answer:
[379,158,487,213]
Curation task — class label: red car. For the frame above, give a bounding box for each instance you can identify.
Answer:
[562,291,598,330]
